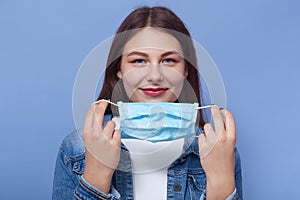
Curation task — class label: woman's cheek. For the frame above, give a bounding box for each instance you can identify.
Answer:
[162,68,186,98]
[121,68,147,99]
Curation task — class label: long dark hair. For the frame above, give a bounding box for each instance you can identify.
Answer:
[97,6,205,127]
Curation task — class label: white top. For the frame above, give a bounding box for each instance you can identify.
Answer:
[122,138,184,200]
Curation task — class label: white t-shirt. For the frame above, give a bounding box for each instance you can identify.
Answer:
[121,139,184,200]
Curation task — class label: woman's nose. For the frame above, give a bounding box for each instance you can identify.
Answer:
[146,64,163,82]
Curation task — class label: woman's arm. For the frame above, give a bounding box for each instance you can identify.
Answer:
[52,101,122,199]
[82,101,121,193]
[198,106,239,199]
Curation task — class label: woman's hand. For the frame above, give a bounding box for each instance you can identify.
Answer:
[82,101,121,194]
[198,106,236,199]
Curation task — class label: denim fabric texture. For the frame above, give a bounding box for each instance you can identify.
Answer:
[52,114,243,199]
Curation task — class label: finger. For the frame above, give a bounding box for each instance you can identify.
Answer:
[93,101,109,129]
[198,132,206,149]
[111,130,121,147]
[198,131,212,159]
[211,105,225,133]
[103,120,116,139]
[83,106,95,132]
[220,109,236,140]
[203,123,215,141]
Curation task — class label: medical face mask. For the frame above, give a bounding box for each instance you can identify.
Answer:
[96,99,212,142]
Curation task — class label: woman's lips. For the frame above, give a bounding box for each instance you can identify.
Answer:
[141,88,168,97]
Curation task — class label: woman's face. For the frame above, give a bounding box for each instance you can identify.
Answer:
[118,28,187,102]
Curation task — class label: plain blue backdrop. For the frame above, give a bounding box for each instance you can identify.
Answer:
[1,0,299,199]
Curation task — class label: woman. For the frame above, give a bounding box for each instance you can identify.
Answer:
[53,6,243,199]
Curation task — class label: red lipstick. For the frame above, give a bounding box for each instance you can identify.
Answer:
[141,88,167,97]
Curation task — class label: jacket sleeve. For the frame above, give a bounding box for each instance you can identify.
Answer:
[75,175,121,200]
[52,144,121,199]
[234,147,243,199]
[199,188,238,200]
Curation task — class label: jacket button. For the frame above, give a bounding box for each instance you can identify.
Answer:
[173,183,182,191]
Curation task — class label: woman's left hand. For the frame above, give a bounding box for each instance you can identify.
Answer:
[198,106,236,199]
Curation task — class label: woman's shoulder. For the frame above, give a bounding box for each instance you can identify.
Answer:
[58,129,85,158]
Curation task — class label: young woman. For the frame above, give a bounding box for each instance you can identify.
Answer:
[53,6,243,200]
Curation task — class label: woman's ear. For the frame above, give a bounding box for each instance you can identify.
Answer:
[117,70,123,79]
[184,67,188,78]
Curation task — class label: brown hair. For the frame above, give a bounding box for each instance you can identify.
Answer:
[97,6,205,127]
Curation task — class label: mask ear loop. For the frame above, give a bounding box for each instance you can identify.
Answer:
[93,99,119,107]
[194,105,214,110]
[193,104,214,137]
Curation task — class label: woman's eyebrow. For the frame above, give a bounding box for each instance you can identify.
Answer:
[125,50,182,58]
[161,51,182,57]
[126,51,148,57]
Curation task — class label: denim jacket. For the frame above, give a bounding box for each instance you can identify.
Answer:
[53,115,243,200]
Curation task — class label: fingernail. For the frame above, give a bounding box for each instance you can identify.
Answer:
[212,104,219,109]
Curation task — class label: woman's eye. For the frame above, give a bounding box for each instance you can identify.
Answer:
[162,58,176,64]
[133,59,146,64]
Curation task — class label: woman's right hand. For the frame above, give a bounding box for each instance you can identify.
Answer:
[82,101,121,194]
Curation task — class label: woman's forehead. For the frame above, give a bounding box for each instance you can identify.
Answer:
[122,28,183,55]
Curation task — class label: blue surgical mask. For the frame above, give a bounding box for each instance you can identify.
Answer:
[97,100,212,142]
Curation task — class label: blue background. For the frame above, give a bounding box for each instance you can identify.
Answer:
[1,0,299,199]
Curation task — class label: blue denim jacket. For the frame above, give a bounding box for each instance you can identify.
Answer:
[53,115,243,200]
